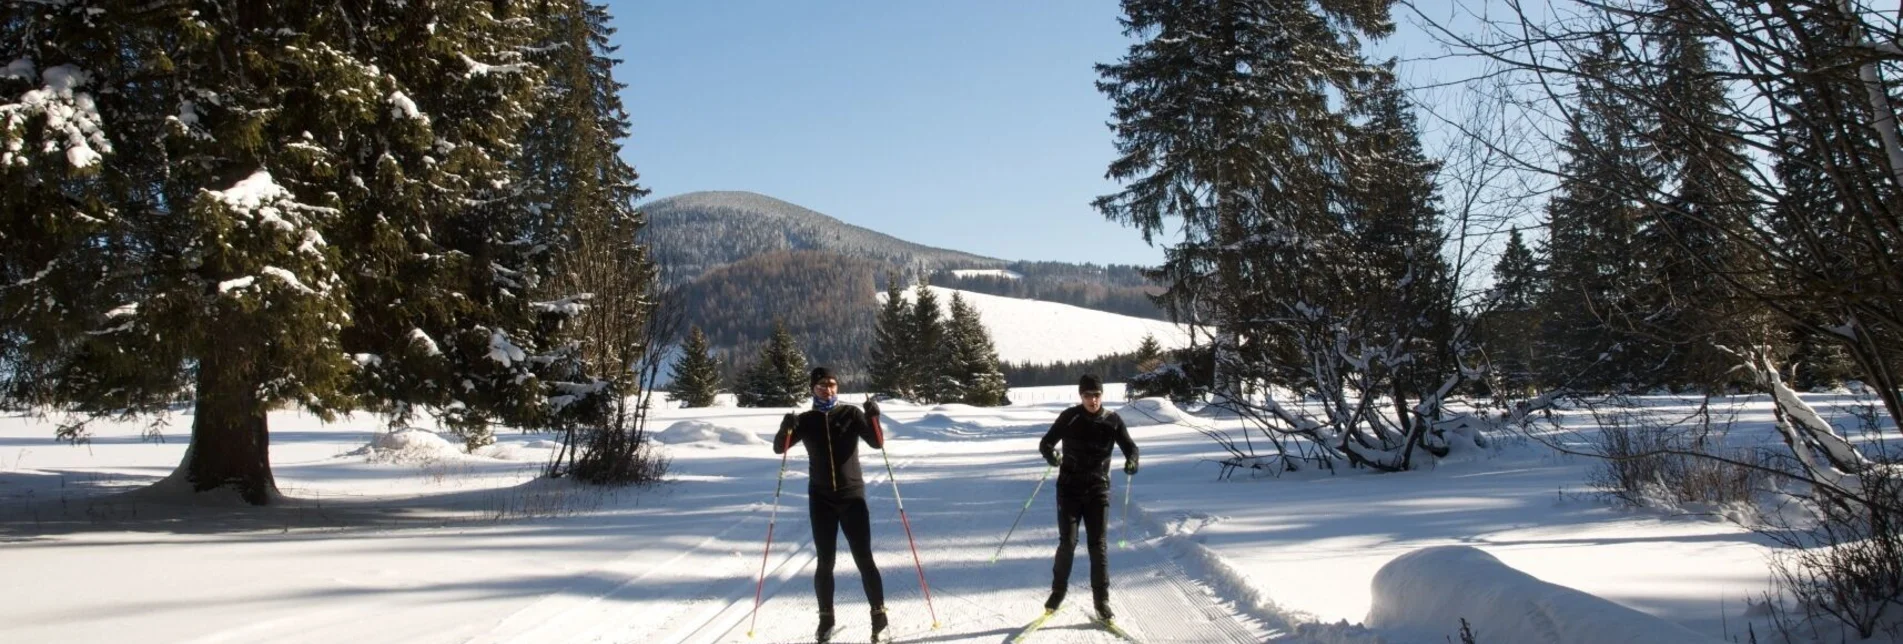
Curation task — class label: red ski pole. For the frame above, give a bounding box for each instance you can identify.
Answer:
[871,409,941,629]
[748,427,796,638]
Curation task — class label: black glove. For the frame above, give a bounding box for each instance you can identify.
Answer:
[780,412,798,432]
[1044,451,1061,468]
[1124,456,1139,476]
[864,399,880,418]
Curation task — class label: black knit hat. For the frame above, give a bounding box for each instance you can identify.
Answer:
[810,367,836,386]
[1078,374,1104,394]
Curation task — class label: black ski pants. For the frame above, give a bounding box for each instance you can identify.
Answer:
[811,495,884,615]
[1047,489,1110,610]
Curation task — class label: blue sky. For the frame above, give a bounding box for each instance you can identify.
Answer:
[605,1,1465,268]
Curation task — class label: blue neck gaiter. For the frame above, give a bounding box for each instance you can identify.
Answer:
[813,396,837,412]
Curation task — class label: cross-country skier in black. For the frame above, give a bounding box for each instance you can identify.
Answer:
[1037,374,1139,626]
[773,367,888,643]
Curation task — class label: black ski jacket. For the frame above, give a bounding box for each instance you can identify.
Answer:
[1039,405,1138,501]
[774,404,883,500]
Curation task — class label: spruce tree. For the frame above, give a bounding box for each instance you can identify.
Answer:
[1487,229,1545,394]
[907,281,947,404]
[1133,334,1164,369]
[515,1,662,483]
[0,1,554,503]
[943,293,1009,406]
[867,275,913,400]
[1538,37,1656,391]
[738,320,808,408]
[1095,0,1388,404]
[668,326,722,408]
[1630,0,1769,390]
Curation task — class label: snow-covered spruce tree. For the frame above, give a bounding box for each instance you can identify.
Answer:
[0,2,558,503]
[513,0,664,484]
[943,293,1008,406]
[1099,0,1473,472]
[668,326,721,408]
[1096,0,1384,407]
[737,320,807,408]
[866,275,913,400]
[906,280,947,404]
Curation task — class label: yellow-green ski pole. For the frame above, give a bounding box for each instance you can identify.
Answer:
[991,463,1054,563]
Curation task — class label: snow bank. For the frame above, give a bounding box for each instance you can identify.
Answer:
[1365,546,1723,644]
[652,420,765,446]
[1117,398,1189,427]
[343,429,464,464]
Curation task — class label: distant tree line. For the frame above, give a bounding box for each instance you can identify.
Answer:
[668,277,1011,408]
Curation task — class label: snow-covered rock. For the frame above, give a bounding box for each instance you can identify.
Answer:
[1117,398,1189,427]
[1365,546,1723,644]
[653,420,765,446]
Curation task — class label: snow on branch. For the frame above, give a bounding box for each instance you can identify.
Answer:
[1,63,112,169]
[487,330,526,366]
[459,54,530,77]
[388,90,428,124]
[1,258,59,291]
[531,293,591,317]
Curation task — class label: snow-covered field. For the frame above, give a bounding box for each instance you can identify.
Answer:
[5,386,1889,643]
[884,286,1195,364]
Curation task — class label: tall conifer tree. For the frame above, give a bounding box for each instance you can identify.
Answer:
[0,1,554,503]
[1095,0,1392,404]
[867,275,913,400]
[943,293,1008,406]
[907,280,947,403]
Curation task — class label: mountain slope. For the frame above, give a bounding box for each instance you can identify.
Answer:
[639,191,1004,282]
[893,286,1193,365]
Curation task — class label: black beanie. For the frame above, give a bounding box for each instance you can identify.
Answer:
[1078,374,1104,393]
[810,367,836,386]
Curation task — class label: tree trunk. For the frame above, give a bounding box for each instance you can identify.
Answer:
[183,344,279,505]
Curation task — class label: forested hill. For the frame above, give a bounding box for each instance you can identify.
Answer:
[638,191,1171,382]
[638,191,1004,283]
[675,250,882,381]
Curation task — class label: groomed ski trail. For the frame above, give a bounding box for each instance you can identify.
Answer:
[473,423,1266,643]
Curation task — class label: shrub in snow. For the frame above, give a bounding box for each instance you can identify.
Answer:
[1760,461,1903,639]
[1128,362,1199,405]
[653,420,765,446]
[1118,398,1188,427]
[345,429,463,464]
[1585,412,1773,516]
[1366,545,1723,643]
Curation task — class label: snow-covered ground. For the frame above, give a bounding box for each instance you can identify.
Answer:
[884,286,1195,364]
[0,387,1891,643]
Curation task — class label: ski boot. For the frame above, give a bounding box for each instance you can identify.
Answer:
[870,607,889,642]
[816,611,836,643]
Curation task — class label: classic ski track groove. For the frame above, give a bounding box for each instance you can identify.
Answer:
[659,455,918,644]
[473,440,1265,644]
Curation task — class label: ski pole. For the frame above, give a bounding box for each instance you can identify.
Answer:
[1118,469,1134,549]
[872,411,941,629]
[747,428,795,638]
[991,462,1054,563]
